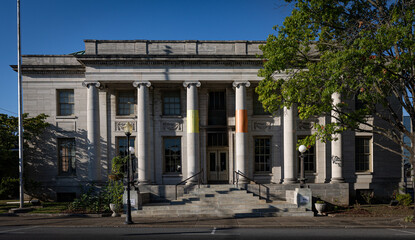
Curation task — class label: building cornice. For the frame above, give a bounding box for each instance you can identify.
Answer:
[76,54,263,66]
[10,65,85,74]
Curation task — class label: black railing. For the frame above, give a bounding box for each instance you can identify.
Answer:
[175,169,204,200]
[233,170,270,202]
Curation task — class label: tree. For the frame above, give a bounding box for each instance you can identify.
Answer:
[0,113,49,198]
[257,1,414,188]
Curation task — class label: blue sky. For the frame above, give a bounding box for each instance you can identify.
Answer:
[0,0,293,116]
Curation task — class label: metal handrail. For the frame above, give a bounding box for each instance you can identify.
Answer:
[175,169,204,200]
[233,170,269,202]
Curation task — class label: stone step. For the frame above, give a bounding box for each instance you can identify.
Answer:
[131,210,314,218]
[141,202,298,211]
[183,191,253,197]
[134,184,312,218]
[178,198,267,205]
[139,206,305,215]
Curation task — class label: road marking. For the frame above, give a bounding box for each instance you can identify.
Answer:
[211,227,216,235]
[0,226,39,234]
[388,229,415,235]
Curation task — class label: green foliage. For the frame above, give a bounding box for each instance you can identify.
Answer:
[103,180,124,210]
[68,181,124,213]
[0,113,49,179]
[404,215,414,223]
[111,156,127,176]
[69,185,106,213]
[257,0,415,164]
[360,191,375,205]
[395,193,413,206]
[0,177,19,199]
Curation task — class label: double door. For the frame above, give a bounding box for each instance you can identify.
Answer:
[207,150,228,182]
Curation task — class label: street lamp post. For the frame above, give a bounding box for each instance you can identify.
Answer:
[124,122,133,225]
[298,145,307,186]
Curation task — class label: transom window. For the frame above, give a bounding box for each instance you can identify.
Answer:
[163,91,181,116]
[58,138,76,176]
[164,137,182,173]
[254,137,271,173]
[207,131,228,147]
[355,137,371,172]
[117,91,136,116]
[58,90,74,116]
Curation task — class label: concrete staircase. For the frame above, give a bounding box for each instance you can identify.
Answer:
[133,184,314,218]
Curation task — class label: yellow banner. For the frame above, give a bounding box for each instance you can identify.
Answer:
[187,110,199,133]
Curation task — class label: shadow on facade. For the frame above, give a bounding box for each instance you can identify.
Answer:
[24,123,108,201]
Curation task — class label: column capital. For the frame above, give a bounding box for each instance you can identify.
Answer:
[232,81,250,88]
[133,81,151,88]
[183,81,201,88]
[82,81,101,88]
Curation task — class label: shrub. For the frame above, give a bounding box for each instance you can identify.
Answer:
[0,177,19,199]
[68,185,106,213]
[360,191,375,205]
[111,156,127,176]
[103,180,124,211]
[395,193,412,206]
[68,181,124,213]
[404,215,414,223]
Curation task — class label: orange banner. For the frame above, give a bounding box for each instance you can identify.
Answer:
[236,109,248,133]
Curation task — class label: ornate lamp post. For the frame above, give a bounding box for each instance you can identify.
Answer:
[124,122,133,224]
[298,145,307,186]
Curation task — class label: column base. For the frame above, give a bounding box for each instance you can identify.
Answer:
[238,178,249,184]
[138,180,151,185]
[330,178,345,183]
[185,181,199,185]
[283,178,298,184]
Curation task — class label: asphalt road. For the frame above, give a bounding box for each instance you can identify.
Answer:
[1,226,415,240]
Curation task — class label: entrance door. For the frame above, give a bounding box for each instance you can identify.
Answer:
[208,150,228,182]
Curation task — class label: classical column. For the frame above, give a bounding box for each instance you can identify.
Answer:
[133,81,152,184]
[183,82,201,183]
[82,81,101,181]
[331,92,344,183]
[283,105,297,184]
[233,81,250,183]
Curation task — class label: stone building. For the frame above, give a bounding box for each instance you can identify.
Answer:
[16,40,402,204]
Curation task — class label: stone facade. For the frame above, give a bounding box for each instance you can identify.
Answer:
[16,40,402,204]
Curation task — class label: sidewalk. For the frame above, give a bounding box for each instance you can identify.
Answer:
[0,214,414,229]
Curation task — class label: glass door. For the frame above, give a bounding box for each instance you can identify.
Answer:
[207,150,228,182]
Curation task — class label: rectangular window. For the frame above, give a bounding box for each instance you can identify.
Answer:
[253,92,270,115]
[208,91,226,126]
[117,91,136,116]
[117,137,135,157]
[297,137,316,173]
[254,137,271,173]
[164,137,182,173]
[207,131,228,147]
[58,138,76,176]
[163,91,181,116]
[355,137,371,172]
[58,90,74,116]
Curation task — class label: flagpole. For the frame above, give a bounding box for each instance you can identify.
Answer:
[17,0,24,209]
